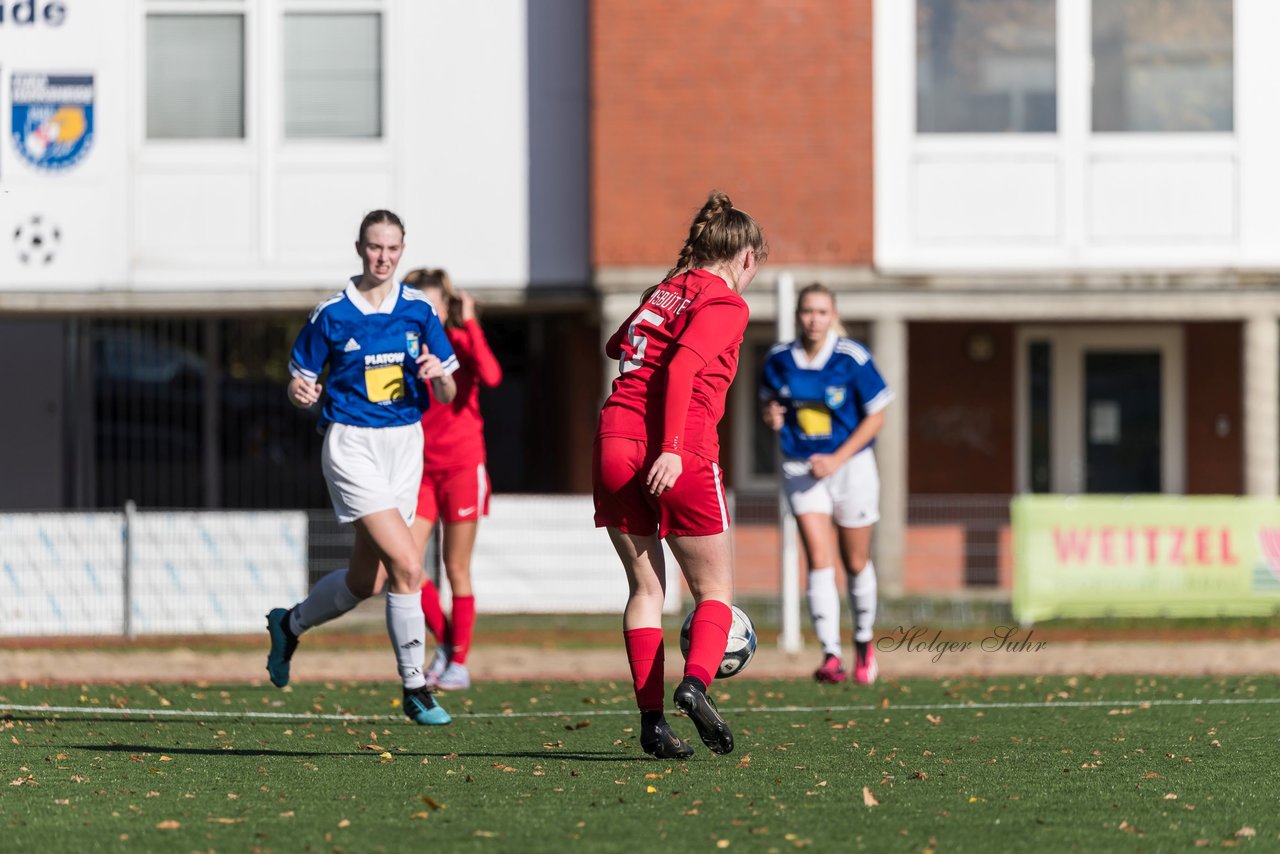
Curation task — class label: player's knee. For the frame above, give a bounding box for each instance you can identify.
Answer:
[846,555,870,574]
[346,575,379,599]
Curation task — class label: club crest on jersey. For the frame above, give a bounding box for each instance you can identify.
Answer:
[405,331,420,359]
[825,386,846,409]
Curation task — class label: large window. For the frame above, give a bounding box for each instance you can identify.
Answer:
[284,13,383,139]
[1092,0,1233,132]
[146,14,245,139]
[917,0,1057,133]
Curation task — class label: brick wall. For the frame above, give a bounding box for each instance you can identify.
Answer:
[591,1,874,267]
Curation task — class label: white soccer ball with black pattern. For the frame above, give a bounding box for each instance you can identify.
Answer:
[13,214,61,265]
[679,603,757,679]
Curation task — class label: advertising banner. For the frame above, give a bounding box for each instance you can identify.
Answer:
[1013,496,1280,622]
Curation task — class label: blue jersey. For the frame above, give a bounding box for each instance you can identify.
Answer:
[289,279,459,429]
[759,332,894,459]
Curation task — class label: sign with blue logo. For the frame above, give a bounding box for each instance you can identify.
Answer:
[11,72,94,171]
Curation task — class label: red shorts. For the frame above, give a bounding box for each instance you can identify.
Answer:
[416,462,491,524]
[592,436,729,538]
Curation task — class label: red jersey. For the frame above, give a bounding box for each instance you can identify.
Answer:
[421,319,503,471]
[597,269,750,461]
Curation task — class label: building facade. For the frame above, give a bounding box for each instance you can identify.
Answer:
[3,0,1275,596]
[0,0,598,510]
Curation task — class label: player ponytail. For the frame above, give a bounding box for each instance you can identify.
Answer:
[664,191,768,281]
[404,267,465,330]
[796,282,847,338]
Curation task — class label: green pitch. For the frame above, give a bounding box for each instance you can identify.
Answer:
[2,675,1276,851]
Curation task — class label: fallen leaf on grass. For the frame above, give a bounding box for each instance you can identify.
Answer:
[1236,828,1257,838]
[926,715,942,726]
[154,820,180,830]
[1142,772,1163,779]
[646,786,657,794]
[1163,793,1177,800]
[420,796,445,811]
[207,818,244,824]
[474,830,499,838]
[862,787,880,807]
[379,752,393,760]
[337,819,351,828]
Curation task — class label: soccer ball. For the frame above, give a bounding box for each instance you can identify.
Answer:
[679,603,757,679]
[13,214,61,265]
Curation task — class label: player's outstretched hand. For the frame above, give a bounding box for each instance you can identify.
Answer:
[288,376,323,408]
[646,451,683,496]
[762,400,786,431]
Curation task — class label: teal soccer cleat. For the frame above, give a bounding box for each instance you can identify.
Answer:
[403,685,452,726]
[265,607,298,688]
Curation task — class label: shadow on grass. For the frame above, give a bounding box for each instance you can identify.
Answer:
[69,743,636,762]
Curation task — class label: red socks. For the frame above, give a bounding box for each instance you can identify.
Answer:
[446,595,476,664]
[420,581,446,641]
[684,600,731,687]
[624,627,665,712]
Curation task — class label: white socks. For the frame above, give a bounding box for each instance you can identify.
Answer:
[386,591,427,690]
[805,567,843,657]
[849,561,878,644]
[290,568,361,635]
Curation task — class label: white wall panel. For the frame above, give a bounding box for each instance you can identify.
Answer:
[274,168,393,264]
[133,171,257,262]
[913,159,1059,242]
[395,1,529,288]
[1088,157,1236,243]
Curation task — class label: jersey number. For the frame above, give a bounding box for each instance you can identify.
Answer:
[620,309,664,374]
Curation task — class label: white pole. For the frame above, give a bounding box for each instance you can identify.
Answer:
[775,272,802,653]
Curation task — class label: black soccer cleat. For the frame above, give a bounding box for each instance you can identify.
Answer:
[673,678,734,755]
[640,718,695,760]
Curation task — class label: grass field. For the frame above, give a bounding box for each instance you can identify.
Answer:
[2,675,1276,852]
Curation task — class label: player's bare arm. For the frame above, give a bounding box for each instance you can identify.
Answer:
[416,350,457,404]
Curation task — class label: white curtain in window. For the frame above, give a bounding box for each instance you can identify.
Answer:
[284,13,382,139]
[147,15,245,140]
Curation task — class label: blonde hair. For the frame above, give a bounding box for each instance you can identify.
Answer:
[403,267,464,330]
[796,282,846,338]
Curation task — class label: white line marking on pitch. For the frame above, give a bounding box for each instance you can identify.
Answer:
[1,696,1277,723]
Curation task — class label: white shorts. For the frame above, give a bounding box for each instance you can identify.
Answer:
[782,447,880,529]
[321,421,424,525]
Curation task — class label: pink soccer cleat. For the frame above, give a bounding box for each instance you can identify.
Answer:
[813,653,848,684]
[854,644,878,685]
